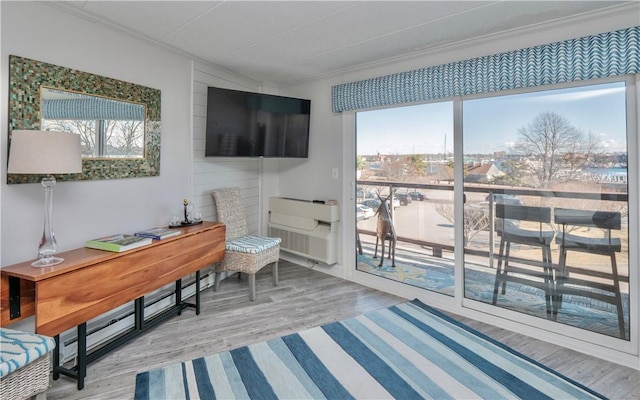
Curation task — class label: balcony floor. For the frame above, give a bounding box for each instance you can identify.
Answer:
[356,237,630,340]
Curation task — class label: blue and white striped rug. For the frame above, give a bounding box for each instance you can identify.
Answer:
[134,299,604,399]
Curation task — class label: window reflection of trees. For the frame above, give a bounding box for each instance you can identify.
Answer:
[513,111,600,188]
[42,119,144,158]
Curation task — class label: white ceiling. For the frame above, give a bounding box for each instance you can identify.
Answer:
[49,1,635,87]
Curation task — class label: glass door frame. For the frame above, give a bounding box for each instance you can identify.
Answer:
[344,75,639,365]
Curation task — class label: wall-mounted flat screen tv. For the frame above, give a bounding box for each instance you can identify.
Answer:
[205,87,311,158]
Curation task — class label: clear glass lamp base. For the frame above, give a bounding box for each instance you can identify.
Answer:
[31,255,64,267]
[32,175,64,268]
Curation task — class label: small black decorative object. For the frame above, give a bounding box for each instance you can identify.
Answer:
[183,198,190,223]
[168,198,203,228]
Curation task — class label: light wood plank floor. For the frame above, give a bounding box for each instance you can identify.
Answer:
[47,261,639,399]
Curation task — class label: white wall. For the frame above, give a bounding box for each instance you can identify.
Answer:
[0,1,260,346]
[1,1,193,265]
[191,61,262,231]
[279,7,640,368]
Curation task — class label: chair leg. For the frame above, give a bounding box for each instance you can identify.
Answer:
[249,274,257,301]
[273,261,279,286]
[501,242,511,295]
[554,247,567,319]
[492,238,507,305]
[610,253,626,340]
[213,272,221,292]
[542,244,553,319]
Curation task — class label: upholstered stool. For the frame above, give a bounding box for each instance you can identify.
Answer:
[492,204,555,319]
[0,328,56,400]
[554,209,626,339]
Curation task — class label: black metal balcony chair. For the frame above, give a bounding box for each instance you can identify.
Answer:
[553,208,625,339]
[492,204,555,319]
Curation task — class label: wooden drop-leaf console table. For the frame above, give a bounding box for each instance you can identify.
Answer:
[0,221,225,389]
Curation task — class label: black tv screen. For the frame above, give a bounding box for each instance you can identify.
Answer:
[205,87,311,158]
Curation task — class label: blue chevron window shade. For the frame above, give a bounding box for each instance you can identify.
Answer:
[42,90,145,121]
[332,27,639,112]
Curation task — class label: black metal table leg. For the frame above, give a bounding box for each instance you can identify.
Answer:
[77,323,87,390]
[53,334,60,380]
[49,272,204,390]
[135,297,145,330]
[176,279,182,315]
[8,276,21,319]
[195,270,201,315]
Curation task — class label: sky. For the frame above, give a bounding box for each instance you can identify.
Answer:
[356,81,628,156]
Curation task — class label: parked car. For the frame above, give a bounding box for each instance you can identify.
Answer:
[485,194,523,206]
[357,204,375,220]
[396,193,412,205]
[363,197,399,209]
[476,195,522,231]
[408,191,425,201]
[362,199,382,210]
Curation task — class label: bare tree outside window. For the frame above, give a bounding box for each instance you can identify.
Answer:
[513,112,599,188]
[104,120,144,157]
[41,119,144,158]
[42,119,97,156]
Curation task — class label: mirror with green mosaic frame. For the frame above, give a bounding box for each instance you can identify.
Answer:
[7,55,161,184]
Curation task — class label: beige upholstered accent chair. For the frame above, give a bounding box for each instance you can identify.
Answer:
[212,187,281,301]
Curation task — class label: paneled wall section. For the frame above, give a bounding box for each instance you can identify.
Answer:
[191,62,263,234]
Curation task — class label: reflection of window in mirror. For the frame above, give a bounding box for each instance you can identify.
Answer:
[40,87,146,159]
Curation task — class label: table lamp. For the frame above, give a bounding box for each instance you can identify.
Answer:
[7,130,83,267]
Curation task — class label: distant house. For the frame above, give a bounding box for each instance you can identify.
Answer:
[466,163,502,183]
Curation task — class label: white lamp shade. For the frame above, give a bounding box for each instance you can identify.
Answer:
[8,130,83,174]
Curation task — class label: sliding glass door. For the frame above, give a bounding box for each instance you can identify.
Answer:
[355,77,632,341]
[355,102,455,296]
[462,80,630,340]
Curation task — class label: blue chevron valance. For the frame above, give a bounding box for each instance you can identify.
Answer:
[332,26,639,112]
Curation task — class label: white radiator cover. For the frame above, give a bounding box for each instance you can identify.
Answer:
[268,197,340,265]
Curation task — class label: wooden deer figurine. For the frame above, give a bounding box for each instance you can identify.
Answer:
[373,193,396,267]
